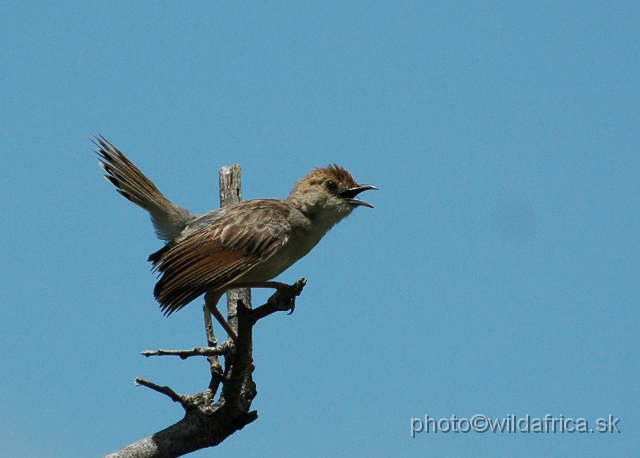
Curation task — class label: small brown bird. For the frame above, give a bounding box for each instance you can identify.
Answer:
[93,136,376,333]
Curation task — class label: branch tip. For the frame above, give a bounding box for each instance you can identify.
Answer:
[134,377,188,406]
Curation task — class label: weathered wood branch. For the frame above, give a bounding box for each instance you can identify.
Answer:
[105,284,304,458]
[141,341,235,359]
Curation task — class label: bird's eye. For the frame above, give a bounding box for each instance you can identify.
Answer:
[325,180,338,192]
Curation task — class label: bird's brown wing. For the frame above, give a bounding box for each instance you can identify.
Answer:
[152,203,291,315]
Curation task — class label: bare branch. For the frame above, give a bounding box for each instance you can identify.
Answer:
[141,341,234,359]
[203,303,217,347]
[219,165,252,338]
[134,377,188,406]
[203,303,224,395]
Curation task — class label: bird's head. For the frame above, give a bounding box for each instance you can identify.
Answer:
[287,165,377,222]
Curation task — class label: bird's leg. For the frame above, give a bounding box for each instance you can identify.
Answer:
[205,290,238,342]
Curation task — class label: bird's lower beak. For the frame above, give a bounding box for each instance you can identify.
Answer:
[339,184,378,208]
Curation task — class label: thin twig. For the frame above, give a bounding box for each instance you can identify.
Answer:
[204,303,224,395]
[134,377,188,406]
[141,341,234,359]
[204,303,217,347]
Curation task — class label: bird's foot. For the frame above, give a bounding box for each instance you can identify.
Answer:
[266,278,307,314]
[234,278,307,314]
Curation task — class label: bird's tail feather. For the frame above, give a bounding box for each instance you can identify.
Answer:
[92,135,194,242]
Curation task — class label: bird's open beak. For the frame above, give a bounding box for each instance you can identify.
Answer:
[339,184,378,208]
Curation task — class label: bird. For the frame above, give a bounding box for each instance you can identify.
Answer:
[92,135,376,337]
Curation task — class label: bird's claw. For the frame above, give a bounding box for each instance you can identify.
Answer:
[267,278,307,314]
[267,291,296,313]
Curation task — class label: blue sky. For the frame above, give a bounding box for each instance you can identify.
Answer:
[1,1,638,456]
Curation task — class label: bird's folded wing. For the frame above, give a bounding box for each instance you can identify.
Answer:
[152,204,291,315]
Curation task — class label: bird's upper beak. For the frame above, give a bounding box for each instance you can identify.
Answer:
[338,184,378,208]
